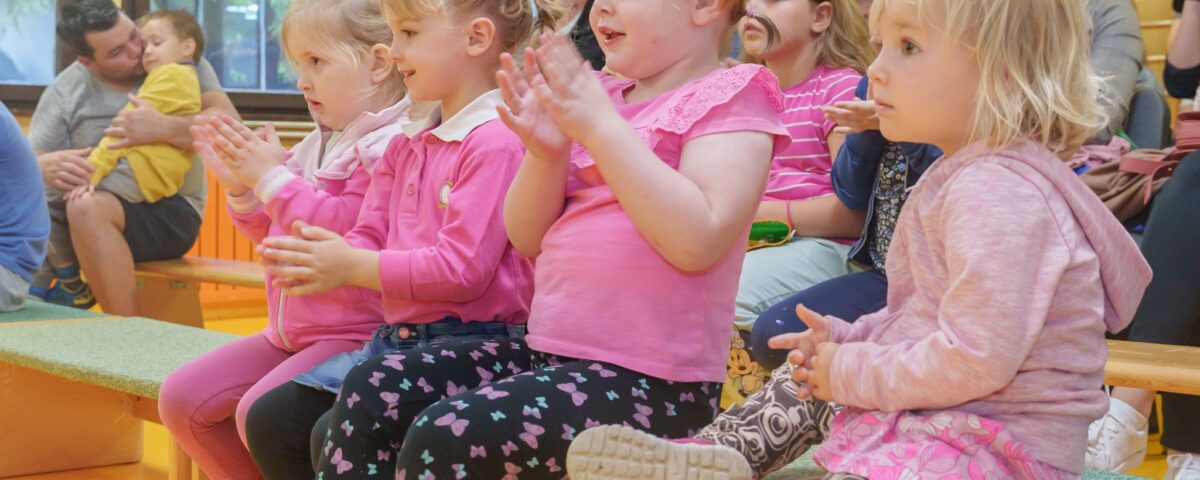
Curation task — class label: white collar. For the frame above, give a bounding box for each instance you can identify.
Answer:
[400,90,503,142]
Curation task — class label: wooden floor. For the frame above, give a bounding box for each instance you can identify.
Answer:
[7,313,1174,480]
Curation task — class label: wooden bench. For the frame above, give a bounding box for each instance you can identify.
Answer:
[1105,339,1200,395]
[135,257,265,328]
[0,307,236,480]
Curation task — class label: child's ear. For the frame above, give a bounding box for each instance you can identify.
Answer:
[691,0,726,27]
[369,43,394,84]
[464,17,498,57]
[181,38,197,61]
[812,1,835,35]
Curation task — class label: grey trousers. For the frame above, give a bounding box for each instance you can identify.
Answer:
[0,265,29,312]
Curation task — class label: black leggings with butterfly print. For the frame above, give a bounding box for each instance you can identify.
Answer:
[315,347,721,479]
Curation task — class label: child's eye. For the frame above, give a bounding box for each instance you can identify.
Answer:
[310,56,321,66]
[402,29,416,38]
[902,40,920,55]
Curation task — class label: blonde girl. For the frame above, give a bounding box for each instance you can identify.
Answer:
[156,0,414,478]
[573,0,1153,478]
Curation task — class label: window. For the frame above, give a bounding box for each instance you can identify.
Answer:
[151,0,297,94]
[1,0,306,117]
[0,0,57,91]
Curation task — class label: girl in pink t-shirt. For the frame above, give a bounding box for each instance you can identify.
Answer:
[575,0,1153,479]
[304,0,787,477]
[732,0,875,342]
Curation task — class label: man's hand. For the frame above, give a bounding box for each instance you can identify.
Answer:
[105,94,170,149]
[38,147,95,191]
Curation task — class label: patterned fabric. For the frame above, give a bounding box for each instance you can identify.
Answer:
[721,329,773,407]
[814,409,1071,479]
[701,363,839,475]
[314,339,722,479]
[868,144,909,273]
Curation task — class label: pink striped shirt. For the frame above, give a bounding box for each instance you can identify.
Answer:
[764,65,862,202]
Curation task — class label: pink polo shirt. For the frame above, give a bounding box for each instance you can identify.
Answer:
[764,65,861,201]
[345,90,534,326]
[525,65,790,382]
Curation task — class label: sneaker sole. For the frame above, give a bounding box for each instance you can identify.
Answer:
[566,425,753,480]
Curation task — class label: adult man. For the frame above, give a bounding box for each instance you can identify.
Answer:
[30,0,237,315]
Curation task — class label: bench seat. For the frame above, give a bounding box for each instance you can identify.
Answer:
[0,314,236,479]
[135,257,265,327]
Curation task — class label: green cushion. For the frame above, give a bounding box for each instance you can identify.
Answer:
[0,317,236,398]
[761,451,1144,479]
[0,300,106,323]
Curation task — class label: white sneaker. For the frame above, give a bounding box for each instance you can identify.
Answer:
[1084,397,1149,471]
[1166,453,1200,480]
[566,424,754,480]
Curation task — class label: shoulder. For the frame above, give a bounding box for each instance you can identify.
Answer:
[461,119,524,156]
[654,64,786,136]
[815,67,863,100]
[42,62,91,101]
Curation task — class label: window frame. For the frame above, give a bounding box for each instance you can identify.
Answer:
[1,0,308,118]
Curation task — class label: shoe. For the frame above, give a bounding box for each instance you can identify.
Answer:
[44,281,97,310]
[566,425,753,480]
[1084,397,1149,471]
[1167,453,1200,479]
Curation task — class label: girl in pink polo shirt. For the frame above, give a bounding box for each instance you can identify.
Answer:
[240,0,562,478]
[316,0,793,475]
[156,1,415,478]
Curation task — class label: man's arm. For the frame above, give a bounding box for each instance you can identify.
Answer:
[104,89,239,151]
[105,59,240,151]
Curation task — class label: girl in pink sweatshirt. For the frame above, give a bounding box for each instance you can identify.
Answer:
[156,0,415,478]
[568,0,1153,479]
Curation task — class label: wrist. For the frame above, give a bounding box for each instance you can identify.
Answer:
[347,248,380,289]
[577,111,627,150]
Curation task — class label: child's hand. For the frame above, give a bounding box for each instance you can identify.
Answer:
[822,99,880,135]
[529,34,621,146]
[258,221,359,296]
[770,304,839,400]
[791,341,839,402]
[191,118,250,196]
[64,183,95,202]
[207,114,287,188]
[496,50,572,162]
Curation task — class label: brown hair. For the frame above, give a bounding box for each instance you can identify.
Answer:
[137,9,205,62]
[740,0,873,73]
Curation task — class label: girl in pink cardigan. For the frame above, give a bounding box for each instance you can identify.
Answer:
[568,0,1153,478]
[155,0,416,478]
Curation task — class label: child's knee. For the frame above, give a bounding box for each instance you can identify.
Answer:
[157,367,208,428]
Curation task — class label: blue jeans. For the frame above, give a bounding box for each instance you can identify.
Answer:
[293,318,525,393]
[750,270,888,369]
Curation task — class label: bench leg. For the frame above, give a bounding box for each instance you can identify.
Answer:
[169,437,193,480]
[136,275,205,328]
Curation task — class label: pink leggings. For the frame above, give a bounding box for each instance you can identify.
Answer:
[157,334,363,480]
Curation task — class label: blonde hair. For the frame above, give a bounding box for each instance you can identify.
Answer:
[280,0,407,105]
[872,0,1105,158]
[380,0,568,53]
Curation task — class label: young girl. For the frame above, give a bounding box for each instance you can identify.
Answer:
[571,0,1153,478]
[732,0,873,337]
[241,0,559,478]
[725,0,874,404]
[305,0,790,477]
[156,1,413,478]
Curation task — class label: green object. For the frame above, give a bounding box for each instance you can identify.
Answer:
[0,300,106,323]
[1117,128,1139,150]
[748,221,795,251]
[0,317,236,398]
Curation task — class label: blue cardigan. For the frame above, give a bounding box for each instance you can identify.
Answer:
[831,77,942,267]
